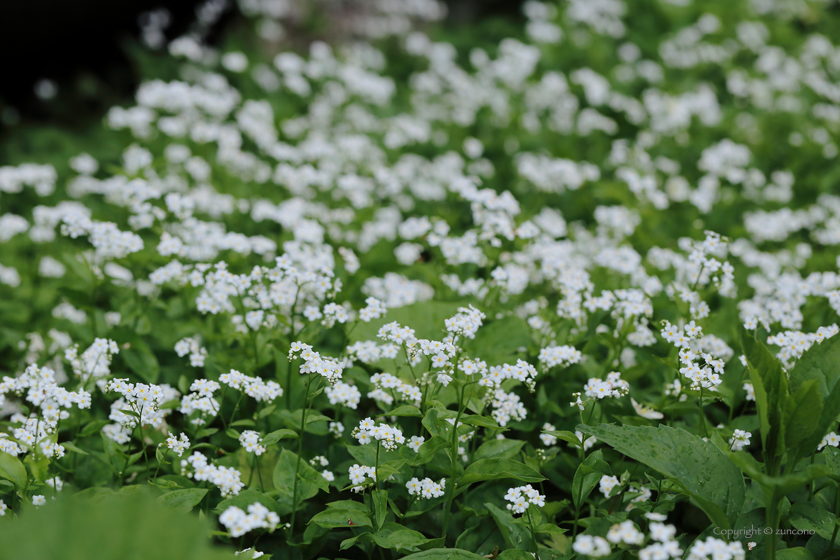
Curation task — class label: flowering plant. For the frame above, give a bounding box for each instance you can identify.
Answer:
[3,0,840,558]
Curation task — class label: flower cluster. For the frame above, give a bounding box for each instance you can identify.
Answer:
[406,477,446,499]
[503,485,545,514]
[239,430,266,455]
[324,381,362,409]
[353,418,405,450]
[165,432,191,457]
[219,503,280,538]
[174,336,208,367]
[367,373,422,405]
[183,452,243,497]
[220,370,283,402]
[289,342,343,385]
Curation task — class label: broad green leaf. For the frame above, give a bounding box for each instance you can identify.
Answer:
[544,430,585,448]
[371,522,430,551]
[79,419,110,438]
[156,488,208,514]
[742,329,789,459]
[0,450,28,489]
[824,447,840,478]
[0,491,233,560]
[455,521,505,555]
[459,414,502,430]
[384,404,422,417]
[372,489,388,530]
[789,502,836,540]
[572,451,611,509]
[411,435,449,466]
[326,500,370,513]
[25,454,50,482]
[788,333,840,457]
[776,548,816,560]
[783,379,823,463]
[485,502,535,552]
[309,507,372,529]
[400,548,487,560]
[473,438,525,461]
[261,429,298,446]
[459,458,545,486]
[273,449,329,512]
[340,532,374,551]
[496,551,535,560]
[579,424,745,530]
[535,523,566,535]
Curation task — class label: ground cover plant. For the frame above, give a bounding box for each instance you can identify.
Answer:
[3,0,840,558]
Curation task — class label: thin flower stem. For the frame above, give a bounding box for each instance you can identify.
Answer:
[153,447,170,480]
[290,373,321,539]
[441,382,467,541]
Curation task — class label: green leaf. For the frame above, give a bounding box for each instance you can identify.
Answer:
[0,450,28,490]
[466,315,532,366]
[412,435,449,466]
[742,329,789,459]
[544,430,585,447]
[384,405,423,417]
[399,548,486,560]
[373,489,388,530]
[473,438,526,461]
[824,447,840,478]
[326,500,370,514]
[25,454,50,482]
[535,523,566,535]
[783,378,823,462]
[776,548,816,560]
[261,429,298,446]
[729,452,831,500]
[79,419,110,438]
[485,502,535,552]
[0,489,232,560]
[459,458,545,486]
[789,502,837,540]
[371,522,430,551]
[309,508,372,529]
[579,423,745,530]
[572,451,611,509]
[156,489,208,514]
[459,415,502,430]
[787,333,840,457]
[62,441,89,455]
[273,449,329,512]
[226,428,240,440]
[121,340,160,384]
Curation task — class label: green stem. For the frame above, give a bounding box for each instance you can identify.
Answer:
[527,507,540,558]
[831,483,840,548]
[153,447,170,480]
[441,382,467,541]
[375,441,381,491]
[765,458,782,560]
[229,392,245,427]
[289,373,320,539]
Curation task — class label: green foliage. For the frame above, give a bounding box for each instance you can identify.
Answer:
[0,491,232,560]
